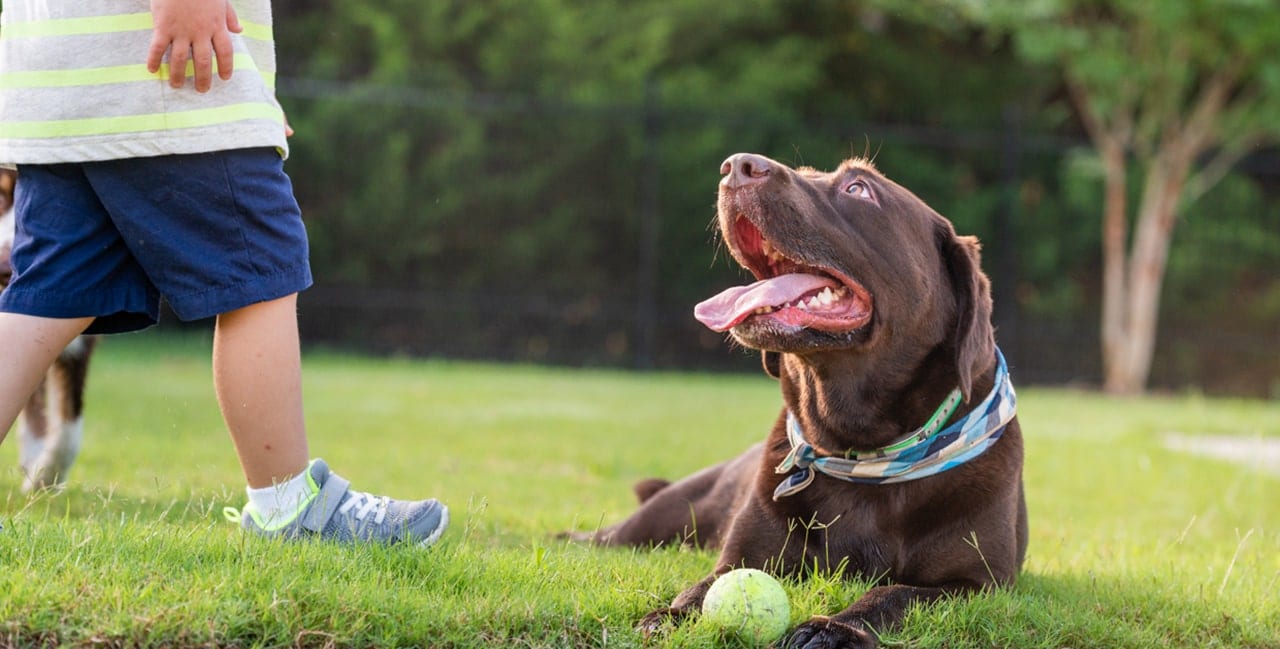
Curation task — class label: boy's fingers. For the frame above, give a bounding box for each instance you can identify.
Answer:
[192,42,214,92]
[213,32,235,81]
[148,0,241,90]
[146,36,168,74]
[217,3,240,80]
[225,3,243,34]
[168,40,191,88]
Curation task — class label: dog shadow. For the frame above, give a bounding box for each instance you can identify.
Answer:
[883,570,1262,647]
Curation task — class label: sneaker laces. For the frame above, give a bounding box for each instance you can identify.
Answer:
[338,489,390,524]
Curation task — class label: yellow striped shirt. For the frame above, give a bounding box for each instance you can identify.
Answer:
[0,1,288,163]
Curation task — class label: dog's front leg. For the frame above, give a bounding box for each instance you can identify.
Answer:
[786,582,970,649]
[637,496,793,637]
[636,572,718,636]
[16,378,50,486]
[20,339,93,492]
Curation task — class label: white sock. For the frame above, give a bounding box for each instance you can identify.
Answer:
[246,463,316,524]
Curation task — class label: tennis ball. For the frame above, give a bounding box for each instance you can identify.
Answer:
[701,568,791,644]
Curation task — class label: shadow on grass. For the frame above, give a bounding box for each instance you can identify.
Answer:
[922,571,1278,649]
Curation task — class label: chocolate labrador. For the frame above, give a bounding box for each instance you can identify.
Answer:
[579,154,1026,648]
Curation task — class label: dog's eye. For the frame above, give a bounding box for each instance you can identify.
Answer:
[844,179,874,201]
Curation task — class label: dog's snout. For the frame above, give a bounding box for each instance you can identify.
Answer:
[721,153,773,189]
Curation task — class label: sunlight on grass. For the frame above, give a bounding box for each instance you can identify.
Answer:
[2,331,1276,648]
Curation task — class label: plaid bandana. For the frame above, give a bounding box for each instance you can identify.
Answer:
[773,348,1016,500]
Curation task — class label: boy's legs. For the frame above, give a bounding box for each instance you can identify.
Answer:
[0,299,308,488]
[213,293,309,489]
[0,312,92,444]
[217,293,450,546]
[4,153,448,545]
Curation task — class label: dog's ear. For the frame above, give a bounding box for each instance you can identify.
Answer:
[761,351,781,379]
[941,232,995,401]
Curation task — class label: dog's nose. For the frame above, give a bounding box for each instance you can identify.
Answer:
[720,153,773,189]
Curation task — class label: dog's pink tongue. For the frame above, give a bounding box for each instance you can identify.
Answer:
[695,273,839,332]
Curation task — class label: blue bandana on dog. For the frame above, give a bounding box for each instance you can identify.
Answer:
[773,348,1016,500]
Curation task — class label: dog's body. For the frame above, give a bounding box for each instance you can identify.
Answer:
[580,154,1026,648]
[0,169,97,492]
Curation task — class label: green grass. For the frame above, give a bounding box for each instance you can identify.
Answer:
[2,331,1277,648]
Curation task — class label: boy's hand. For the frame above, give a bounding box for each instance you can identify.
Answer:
[147,0,242,93]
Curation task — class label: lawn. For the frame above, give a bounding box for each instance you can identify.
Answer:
[2,331,1277,648]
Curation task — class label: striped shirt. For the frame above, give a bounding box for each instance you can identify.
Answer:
[0,1,288,163]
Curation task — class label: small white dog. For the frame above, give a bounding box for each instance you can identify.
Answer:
[1,169,97,492]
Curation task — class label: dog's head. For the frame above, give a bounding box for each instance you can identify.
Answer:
[0,169,16,288]
[696,153,994,399]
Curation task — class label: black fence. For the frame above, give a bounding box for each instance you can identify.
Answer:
[292,286,1276,397]
[265,79,1279,398]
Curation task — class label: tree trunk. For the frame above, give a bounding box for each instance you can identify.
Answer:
[1065,18,1239,396]
[1099,142,1131,394]
[1103,151,1189,395]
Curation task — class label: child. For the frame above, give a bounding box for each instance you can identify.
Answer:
[0,0,448,545]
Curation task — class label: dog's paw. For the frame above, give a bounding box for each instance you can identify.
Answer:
[553,530,591,543]
[636,607,686,638]
[20,456,70,494]
[784,616,877,649]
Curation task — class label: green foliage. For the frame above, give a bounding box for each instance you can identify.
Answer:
[1,334,1277,647]
[260,1,1278,389]
[871,0,1280,392]
[965,0,1280,153]
[277,0,830,300]
[274,0,1056,299]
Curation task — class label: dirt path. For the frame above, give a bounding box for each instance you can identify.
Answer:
[1163,434,1280,476]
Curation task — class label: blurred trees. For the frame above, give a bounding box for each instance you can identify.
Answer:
[268,0,1279,395]
[943,0,1280,394]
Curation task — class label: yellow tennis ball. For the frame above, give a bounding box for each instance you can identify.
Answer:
[701,568,791,644]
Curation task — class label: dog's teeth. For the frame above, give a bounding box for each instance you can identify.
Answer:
[819,288,834,305]
[808,296,822,308]
[761,240,787,264]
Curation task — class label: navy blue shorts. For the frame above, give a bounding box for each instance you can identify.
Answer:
[0,148,312,334]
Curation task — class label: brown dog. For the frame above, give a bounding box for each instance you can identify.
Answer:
[579,154,1026,648]
[0,169,98,492]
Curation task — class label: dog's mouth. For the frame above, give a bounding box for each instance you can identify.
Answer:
[695,215,873,334]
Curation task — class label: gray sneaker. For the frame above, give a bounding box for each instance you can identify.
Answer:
[226,459,448,547]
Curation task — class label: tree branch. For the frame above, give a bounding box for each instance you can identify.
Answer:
[1184,134,1264,204]
[1180,59,1242,154]
[1066,75,1131,154]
